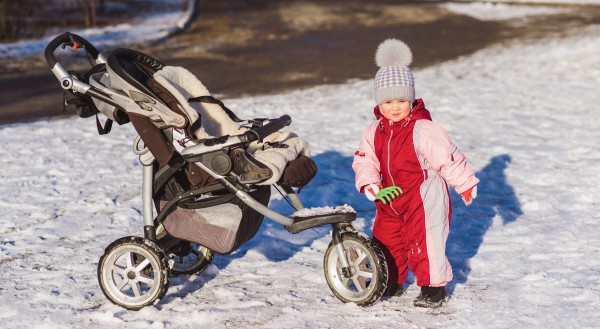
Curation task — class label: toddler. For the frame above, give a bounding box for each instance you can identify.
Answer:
[352,39,479,308]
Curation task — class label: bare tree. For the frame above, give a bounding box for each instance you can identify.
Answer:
[0,0,34,42]
[77,0,97,27]
[0,0,6,41]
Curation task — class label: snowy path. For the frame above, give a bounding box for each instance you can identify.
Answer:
[1,25,599,329]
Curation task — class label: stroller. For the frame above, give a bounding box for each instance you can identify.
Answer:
[45,32,388,310]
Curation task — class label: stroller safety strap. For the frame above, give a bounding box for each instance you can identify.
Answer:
[188,95,243,123]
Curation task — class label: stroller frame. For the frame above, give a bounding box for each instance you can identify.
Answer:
[45,32,388,310]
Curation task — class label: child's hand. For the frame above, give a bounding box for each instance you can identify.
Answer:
[365,184,403,203]
[364,183,383,201]
[377,186,403,204]
[461,185,478,206]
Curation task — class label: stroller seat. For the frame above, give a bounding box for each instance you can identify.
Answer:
[90,48,312,186]
[153,65,312,186]
[86,48,317,254]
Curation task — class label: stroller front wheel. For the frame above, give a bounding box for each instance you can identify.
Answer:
[97,236,170,310]
[323,232,388,306]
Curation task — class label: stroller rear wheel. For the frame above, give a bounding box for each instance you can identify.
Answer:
[323,232,388,306]
[167,241,214,275]
[98,236,170,310]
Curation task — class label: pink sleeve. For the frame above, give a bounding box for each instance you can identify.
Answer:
[416,121,479,194]
[352,122,381,192]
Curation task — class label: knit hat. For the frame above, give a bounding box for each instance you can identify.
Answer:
[374,39,415,105]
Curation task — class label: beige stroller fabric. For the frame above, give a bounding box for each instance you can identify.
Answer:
[161,201,243,254]
[153,66,310,185]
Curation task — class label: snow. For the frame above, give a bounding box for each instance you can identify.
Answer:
[2,2,600,329]
[460,0,600,4]
[292,205,355,218]
[443,2,570,20]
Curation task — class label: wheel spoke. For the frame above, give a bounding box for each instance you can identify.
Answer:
[137,274,155,286]
[131,281,142,297]
[116,277,129,291]
[342,277,351,288]
[352,277,366,292]
[353,250,367,267]
[357,270,373,279]
[126,252,135,269]
[112,264,127,276]
[135,258,151,272]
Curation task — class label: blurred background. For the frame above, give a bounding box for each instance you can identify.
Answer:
[0,0,598,124]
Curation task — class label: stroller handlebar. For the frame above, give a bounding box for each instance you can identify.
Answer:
[45,32,105,71]
[243,115,292,143]
[182,115,293,160]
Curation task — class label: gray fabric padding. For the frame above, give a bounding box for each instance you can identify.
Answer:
[162,202,243,254]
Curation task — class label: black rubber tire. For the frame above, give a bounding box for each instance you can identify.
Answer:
[323,232,388,306]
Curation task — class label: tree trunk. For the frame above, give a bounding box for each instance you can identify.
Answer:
[90,0,97,26]
[0,0,6,41]
[78,0,97,27]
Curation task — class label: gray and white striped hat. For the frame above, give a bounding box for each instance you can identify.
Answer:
[374,39,415,104]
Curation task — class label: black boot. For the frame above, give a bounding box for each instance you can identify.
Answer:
[384,283,405,297]
[413,286,447,308]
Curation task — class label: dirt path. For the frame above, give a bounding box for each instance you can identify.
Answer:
[0,0,598,124]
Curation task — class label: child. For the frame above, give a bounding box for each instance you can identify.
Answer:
[352,39,479,308]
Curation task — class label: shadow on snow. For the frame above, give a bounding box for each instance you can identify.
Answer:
[446,154,522,295]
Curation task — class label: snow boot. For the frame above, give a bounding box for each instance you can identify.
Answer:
[413,286,447,308]
[384,283,405,297]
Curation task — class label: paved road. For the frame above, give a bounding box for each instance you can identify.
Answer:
[0,0,597,124]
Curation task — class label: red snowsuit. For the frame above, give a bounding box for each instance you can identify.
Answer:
[352,99,479,287]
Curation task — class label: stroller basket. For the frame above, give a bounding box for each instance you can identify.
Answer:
[162,187,269,254]
[158,165,271,254]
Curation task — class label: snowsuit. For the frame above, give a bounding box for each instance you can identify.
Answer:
[353,99,479,287]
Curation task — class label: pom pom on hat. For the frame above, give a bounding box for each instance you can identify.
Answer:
[373,38,415,104]
[375,39,413,68]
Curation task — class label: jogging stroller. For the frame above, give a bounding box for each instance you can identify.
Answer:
[45,32,388,310]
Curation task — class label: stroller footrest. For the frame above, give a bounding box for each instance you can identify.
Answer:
[285,206,356,234]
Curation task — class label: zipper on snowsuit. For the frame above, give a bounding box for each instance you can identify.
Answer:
[385,119,400,216]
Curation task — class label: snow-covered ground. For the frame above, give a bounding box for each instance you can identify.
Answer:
[1,2,600,329]
[461,0,599,4]
[443,2,571,20]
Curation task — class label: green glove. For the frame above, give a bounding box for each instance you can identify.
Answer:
[376,186,403,204]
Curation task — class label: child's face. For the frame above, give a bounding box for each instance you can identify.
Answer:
[380,99,411,122]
